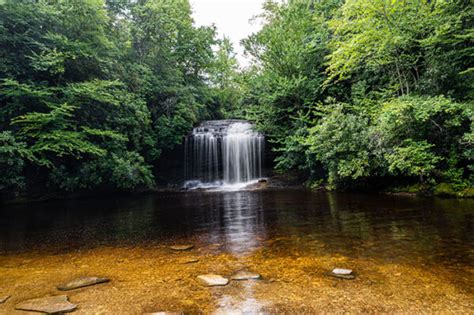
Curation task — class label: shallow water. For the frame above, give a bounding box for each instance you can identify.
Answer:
[0,190,473,313]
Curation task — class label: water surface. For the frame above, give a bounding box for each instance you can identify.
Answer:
[0,190,473,313]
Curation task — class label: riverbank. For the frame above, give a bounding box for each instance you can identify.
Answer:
[301,178,474,199]
[3,179,473,205]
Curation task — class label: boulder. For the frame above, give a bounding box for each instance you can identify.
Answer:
[15,295,76,314]
[197,274,229,286]
[57,276,110,291]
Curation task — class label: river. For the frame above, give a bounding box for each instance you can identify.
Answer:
[0,189,473,313]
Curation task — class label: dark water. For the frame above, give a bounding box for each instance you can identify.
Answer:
[1,189,473,267]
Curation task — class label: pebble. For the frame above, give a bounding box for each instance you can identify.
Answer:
[330,268,355,279]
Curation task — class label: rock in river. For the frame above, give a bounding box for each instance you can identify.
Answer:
[0,295,10,304]
[179,258,199,264]
[330,268,355,279]
[170,245,194,251]
[57,276,110,291]
[15,295,77,314]
[197,274,229,286]
[231,270,261,280]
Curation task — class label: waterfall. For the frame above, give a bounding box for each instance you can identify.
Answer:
[184,120,264,189]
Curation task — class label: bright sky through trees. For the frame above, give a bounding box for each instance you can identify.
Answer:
[191,0,265,67]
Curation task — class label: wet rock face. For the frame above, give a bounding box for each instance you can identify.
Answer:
[57,276,110,291]
[196,274,229,286]
[231,270,261,280]
[15,295,77,313]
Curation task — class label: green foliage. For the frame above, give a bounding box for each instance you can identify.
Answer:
[0,0,236,196]
[278,105,375,185]
[240,0,473,194]
[49,151,154,192]
[0,0,472,197]
[305,106,372,185]
[240,0,342,143]
[326,0,473,98]
[12,102,118,167]
[385,140,441,180]
[0,132,29,191]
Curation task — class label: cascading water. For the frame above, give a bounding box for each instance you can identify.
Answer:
[184,120,264,189]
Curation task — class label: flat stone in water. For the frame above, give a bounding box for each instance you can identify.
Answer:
[197,274,229,286]
[231,270,261,280]
[170,245,194,251]
[332,268,352,275]
[15,295,77,313]
[331,268,355,279]
[57,276,110,291]
[0,295,10,303]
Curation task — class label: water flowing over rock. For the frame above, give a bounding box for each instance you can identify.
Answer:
[184,120,264,189]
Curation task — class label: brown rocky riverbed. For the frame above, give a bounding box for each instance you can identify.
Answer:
[1,239,472,314]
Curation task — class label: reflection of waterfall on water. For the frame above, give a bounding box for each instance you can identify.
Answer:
[184,120,264,189]
[195,191,266,255]
[221,192,265,255]
[215,192,267,313]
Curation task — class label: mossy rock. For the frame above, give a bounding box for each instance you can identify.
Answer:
[433,183,474,198]
[388,184,425,194]
[459,187,474,198]
[433,183,457,197]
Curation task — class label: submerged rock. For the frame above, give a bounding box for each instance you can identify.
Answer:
[0,295,10,304]
[15,295,77,313]
[179,258,199,264]
[231,270,261,280]
[197,274,229,286]
[57,276,110,291]
[330,268,355,279]
[170,245,194,251]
